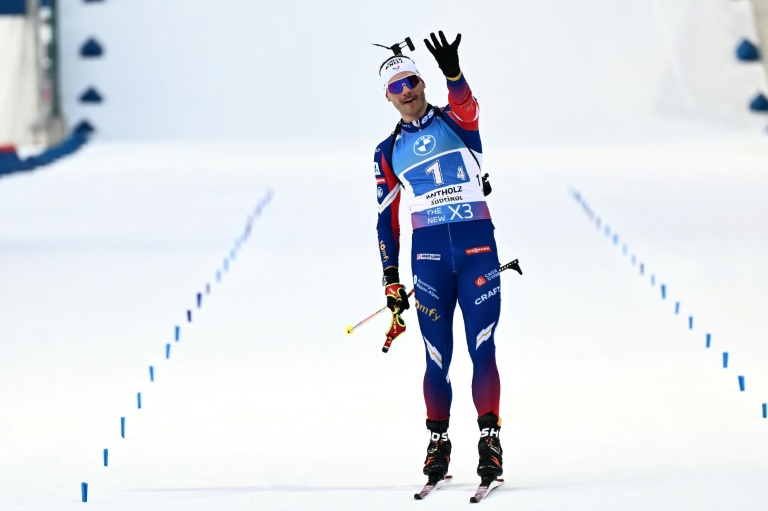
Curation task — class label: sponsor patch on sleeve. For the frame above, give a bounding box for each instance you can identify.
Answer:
[416,253,441,261]
[374,162,381,175]
[465,246,492,256]
[376,177,387,184]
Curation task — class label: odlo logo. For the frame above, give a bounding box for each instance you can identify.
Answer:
[430,431,449,442]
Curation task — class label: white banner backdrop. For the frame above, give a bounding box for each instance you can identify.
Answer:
[58,0,768,144]
[0,16,40,146]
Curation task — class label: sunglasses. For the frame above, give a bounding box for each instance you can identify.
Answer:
[387,74,420,94]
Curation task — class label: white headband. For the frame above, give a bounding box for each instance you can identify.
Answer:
[379,56,420,90]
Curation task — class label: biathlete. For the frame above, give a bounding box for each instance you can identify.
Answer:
[373,31,505,480]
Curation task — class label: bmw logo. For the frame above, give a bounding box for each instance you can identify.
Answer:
[413,135,436,156]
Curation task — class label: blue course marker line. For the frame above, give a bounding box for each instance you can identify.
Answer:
[81,191,275,497]
[569,189,763,422]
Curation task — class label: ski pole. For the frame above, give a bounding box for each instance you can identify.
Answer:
[346,289,415,335]
[344,259,522,335]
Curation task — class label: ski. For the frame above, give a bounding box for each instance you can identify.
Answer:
[414,474,452,500]
[469,477,504,503]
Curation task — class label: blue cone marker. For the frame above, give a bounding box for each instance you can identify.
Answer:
[223,259,229,272]
[631,255,636,265]
[186,310,192,323]
[166,343,171,359]
[661,284,666,299]
[688,316,693,330]
[675,302,680,314]
[706,333,711,348]
[174,326,180,341]
[612,234,618,245]
[121,417,125,438]
[81,482,88,502]
[651,275,655,286]
[196,292,202,308]
[206,283,211,294]
[762,403,767,418]
[723,352,729,368]
[137,392,142,409]
[149,366,154,382]
[216,271,222,283]
[622,244,627,255]
[738,375,745,392]
[104,448,108,467]
[640,263,644,275]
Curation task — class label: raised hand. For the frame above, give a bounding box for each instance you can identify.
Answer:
[424,31,462,78]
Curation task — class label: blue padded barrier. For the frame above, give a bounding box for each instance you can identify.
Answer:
[0,131,89,179]
[80,38,104,58]
[736,39,761,62]
[749,93,768,112]
[80,87,104,103]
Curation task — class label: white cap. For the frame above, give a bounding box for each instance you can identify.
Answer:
[379,56,420,90]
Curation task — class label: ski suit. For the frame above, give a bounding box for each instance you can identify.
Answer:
[373,74,501,422]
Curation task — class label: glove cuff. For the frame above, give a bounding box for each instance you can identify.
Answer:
[446,70,462,81]
[383,266,400,286]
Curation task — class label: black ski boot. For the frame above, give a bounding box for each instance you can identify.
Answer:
[423,419,451,479]
[477,413,503,478]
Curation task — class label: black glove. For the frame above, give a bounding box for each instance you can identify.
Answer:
[424,31,462,78]
[383,267,410,313]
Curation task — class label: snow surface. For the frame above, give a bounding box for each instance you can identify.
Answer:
[1,134,767,510]
[3,1,768,507]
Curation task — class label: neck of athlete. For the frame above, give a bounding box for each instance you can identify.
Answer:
[402,102,430,124]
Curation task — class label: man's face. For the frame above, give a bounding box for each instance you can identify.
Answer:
[385,71,427,121]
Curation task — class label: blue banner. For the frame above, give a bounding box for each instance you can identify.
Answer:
[0,0,26,15]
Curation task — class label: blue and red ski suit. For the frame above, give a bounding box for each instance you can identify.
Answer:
[373,74,501,422]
